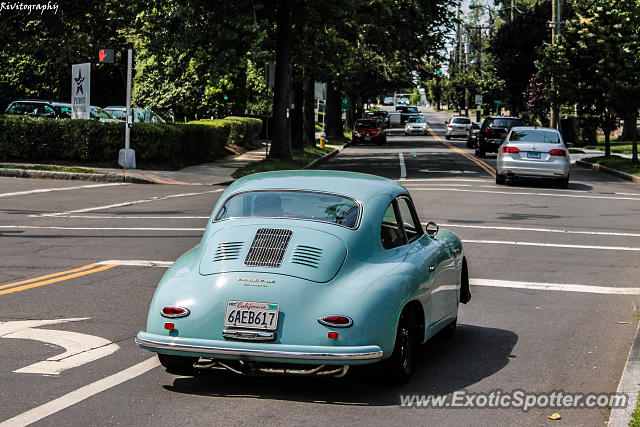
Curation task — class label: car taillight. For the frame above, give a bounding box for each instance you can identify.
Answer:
[502,146,520,153]
[161,306,190,318]
[548,149,566,157]
[318,315,353,328]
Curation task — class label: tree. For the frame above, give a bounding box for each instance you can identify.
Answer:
[540,0,640,158]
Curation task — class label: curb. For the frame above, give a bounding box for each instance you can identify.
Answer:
[609,322,640,426]
[303,142,349,169]
[576,160,640,185]
[0,167,156,184]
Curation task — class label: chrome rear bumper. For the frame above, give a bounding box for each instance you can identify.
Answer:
[135,335,384,362]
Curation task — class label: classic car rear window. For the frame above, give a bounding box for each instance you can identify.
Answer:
[509,130,561,144]
[215,191,361,228]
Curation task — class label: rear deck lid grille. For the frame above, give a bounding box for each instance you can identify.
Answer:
[213,242,243,262]
[244,228,293,268]
[291,245,323,269]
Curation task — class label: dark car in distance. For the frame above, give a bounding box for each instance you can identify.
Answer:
[365,110,391,128]
[396,106,420,125]
[352,118,386,145]
[475,116,524,157]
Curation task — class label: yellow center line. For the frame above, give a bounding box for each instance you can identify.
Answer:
[0,263,99,291]
[0,264,119,296]
[427,126,496,178]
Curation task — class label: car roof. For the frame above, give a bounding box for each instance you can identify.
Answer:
[451,116,470,119]
[510,126,560,133]
[225,170,406,204]
[486,115,521,119]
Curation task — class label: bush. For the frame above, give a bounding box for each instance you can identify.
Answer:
[0,115,233,169]
[190,116,262,149]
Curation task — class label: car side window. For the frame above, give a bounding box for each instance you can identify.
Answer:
[396,197,423,242]
[381,201,407,250]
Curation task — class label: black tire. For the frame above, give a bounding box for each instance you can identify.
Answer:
[383,309,416,385]
[476,144,486,157]
[466,138,473,148]
[558,175,570,189]
[496,173,506,185]
[445,135,451,140]
[158,353,198,375]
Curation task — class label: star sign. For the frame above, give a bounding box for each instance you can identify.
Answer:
[74,70,85,95]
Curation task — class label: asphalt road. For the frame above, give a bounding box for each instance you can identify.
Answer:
[1,107,639,426]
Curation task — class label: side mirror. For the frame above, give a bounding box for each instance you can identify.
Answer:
[425,221,439,238]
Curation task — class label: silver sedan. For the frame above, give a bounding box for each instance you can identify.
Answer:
[496,127,570,188]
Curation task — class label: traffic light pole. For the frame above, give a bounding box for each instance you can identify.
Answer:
[125,48,132,151]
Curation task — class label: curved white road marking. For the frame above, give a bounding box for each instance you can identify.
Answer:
[462,239,640,251]
[0,318,119,375]
[434,223,640,238]
[410,187,640,202]
[0,183,126,199]
[471,279,640,295]
[0,357,159,427]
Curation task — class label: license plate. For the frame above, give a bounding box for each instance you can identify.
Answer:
[225,300,279,330]
[364,137,371,140]
[527,151,541,159]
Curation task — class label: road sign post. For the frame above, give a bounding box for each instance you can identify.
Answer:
[118,48,136,173]
[71,63,90,120]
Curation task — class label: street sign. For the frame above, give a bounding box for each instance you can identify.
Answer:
[314,82,327,100]
[342,97,350,110]
[494,100,503,104]
[97,48,115,64]
[475,95,483,105]
[71,63,90,120]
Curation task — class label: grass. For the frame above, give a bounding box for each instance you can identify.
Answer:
[582,155,640,176]
[315,122,324,132]
[231,145,335,179]
[569,148,585,154]
[0,164,103,174]
[630,392,640,427]
[585,139,637,155]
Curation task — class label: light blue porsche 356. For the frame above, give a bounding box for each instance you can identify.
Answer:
[136,170,470,383]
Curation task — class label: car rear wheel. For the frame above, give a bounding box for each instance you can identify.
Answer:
[496,173,506,185]
[475,145,485,157]
[158,354,198,375]
[558,175,570,189]
[445,134,451,140]
[383,309,416,385]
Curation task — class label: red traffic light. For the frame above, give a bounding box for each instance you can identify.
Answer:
[98,48,115,64]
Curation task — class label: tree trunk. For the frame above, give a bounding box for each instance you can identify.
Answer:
[291,79,304,150]
[633,110,638,164]
[604,131,611,158]
[269,0,292,160]
[621,111,636,141]
[302,78,316,146]
[325,84,342,138]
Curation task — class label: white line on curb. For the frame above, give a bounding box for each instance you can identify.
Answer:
[609,323,640,426]
[33,189,224,217]
[0,183,126,199]
[470,278,640,295]
[0,357,159,427]
[435,223,640,238]
[462,239,640,252]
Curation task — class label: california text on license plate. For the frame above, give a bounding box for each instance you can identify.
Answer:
[527,151,541,159]
[225,301,279,330]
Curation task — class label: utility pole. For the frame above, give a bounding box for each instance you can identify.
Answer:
[550,0,561,129]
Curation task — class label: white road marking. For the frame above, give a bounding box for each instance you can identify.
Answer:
[0,226,205,231]
[436,223,640,238]
[97,260,175,268]
[0,183,126,199]
[471,278,640,295]
[462,239,640,251]
[398,178,491,183]
[97,260,640,295]
[0,357,159,426]
[33,189,224,217]
[399,153,406,180]
[410,187,640,202]
[0,318,119,376]
[63,215,210,219]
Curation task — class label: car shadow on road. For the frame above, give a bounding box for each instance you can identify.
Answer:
[163,324,518,407]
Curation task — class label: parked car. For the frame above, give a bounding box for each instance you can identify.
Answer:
[445,116,472,140]
[396,106,420,124]
[365,110,391,128]
[135,170,470,383]
[103,106,166,123]
[56,103,120,122]
[382,96,394,106]
[466,120,483,148]
[475,116,523,157]
[352,118,386,145]
[404,115,428,136]
[496,127,570,188]
[5,100,71,119]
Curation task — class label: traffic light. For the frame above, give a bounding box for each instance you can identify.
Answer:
[97,48,115,64]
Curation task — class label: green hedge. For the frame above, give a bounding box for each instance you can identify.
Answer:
[189,116,262,148]
[0,115,262,169]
